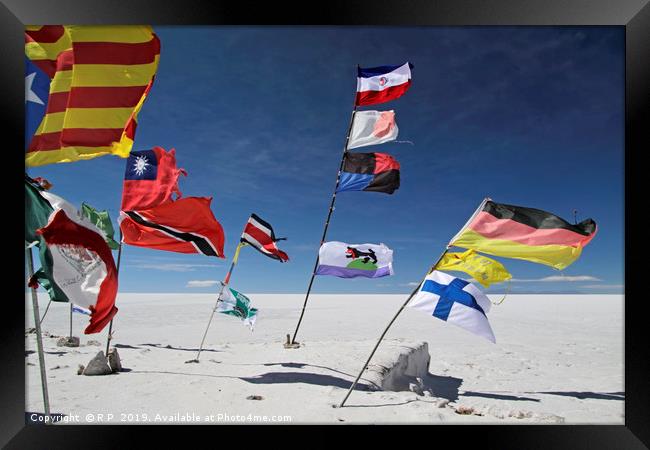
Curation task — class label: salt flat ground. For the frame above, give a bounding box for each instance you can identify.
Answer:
[26,294,624,424]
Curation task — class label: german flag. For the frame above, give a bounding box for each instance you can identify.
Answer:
[25,26,160,167]
[449,200,597,270]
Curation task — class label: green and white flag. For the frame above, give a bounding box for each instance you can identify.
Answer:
[216,283,258,330]
[81,202,120,250]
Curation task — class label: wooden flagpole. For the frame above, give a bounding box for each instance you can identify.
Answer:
[189,241,248,363]
[26,245,51,419]
[104,231,123,357]
[339,198,490,407]
[290,66,360,346]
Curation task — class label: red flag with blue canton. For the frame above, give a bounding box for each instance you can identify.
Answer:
[121,146,186,211]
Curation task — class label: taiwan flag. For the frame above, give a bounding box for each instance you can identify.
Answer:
[336,152,400,194]
[356,62,413,106]
[121,147,187,211]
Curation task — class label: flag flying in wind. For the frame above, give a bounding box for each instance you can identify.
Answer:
[121,147,186,211]
[30,209,118,334]
[119,197,225,258]
[81,202,119,250]
[336,152,400,194]
[315,241,394,278]
[437,250,512,288]
[26,175,115,305]
[25,25,160,167]
[408,270,496,343]
[217,283,258,330]
[356,62,413,106]
[348,110,399,149]
[240,214,289,262]
[449,200,597,270]
[25,176,69,303]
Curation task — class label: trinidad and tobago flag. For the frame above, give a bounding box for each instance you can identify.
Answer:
[119,196,225,258]
[336,152,400,195]
[449,200,597,270]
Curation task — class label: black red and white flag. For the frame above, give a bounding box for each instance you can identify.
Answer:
[240,214,289,262]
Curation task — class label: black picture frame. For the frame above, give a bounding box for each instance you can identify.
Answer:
[3,0,646,447]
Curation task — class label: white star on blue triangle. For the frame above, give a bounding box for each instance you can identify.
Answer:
[25,56,50,150]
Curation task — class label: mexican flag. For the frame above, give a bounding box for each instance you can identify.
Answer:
[25,177,118,334]
[216,283,258,330]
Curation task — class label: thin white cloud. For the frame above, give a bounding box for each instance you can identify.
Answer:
[132,263,220,272]
[186,280,220,288]
[510,275,601,283]
[581,284,624,289]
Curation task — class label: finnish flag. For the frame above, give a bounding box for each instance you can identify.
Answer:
[408,270,496,343]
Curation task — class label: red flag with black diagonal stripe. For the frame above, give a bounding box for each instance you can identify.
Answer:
[240,214,289,262]
[119,196,225,258]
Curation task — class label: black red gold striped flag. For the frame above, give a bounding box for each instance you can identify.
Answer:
[449,200,597,270]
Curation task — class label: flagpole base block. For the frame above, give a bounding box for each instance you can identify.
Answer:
[283,334,301,349]
[57,336,80,347]
[107,348,123,373]
[185,359,200,364]
[82,351,113,376]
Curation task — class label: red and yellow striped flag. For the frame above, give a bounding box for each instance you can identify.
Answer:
[25,25,160,167]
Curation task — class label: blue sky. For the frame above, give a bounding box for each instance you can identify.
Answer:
[29,26,624,295]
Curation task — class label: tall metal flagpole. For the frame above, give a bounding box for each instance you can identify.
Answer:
[290,66,360,345]
[339,198,490,407]
[26,245,51,419]
[104,231,123,357]
[188,241,248,363]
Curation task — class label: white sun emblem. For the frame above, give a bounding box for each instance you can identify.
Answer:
[133,155,149,176]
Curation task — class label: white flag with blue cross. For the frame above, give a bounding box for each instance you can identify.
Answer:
[407,270,496,343]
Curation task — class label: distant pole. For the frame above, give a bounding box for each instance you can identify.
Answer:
[573,209,578,225]
[290,66,360,345]
[190,242,248,363]
[26,245,51,419]
[338,247,449,408]
[104,231,123,357]
[69,303,73,339]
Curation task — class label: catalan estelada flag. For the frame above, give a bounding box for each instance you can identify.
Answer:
[449,200,597,270]
[25,25,160,167]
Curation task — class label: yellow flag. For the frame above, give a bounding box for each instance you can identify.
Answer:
[437,250,511,288]
[25,26,160,166]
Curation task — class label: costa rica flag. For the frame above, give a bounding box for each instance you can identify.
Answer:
[336,152,400,195]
